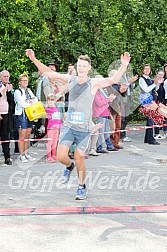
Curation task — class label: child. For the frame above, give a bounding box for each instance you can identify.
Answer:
[45,94,62,162]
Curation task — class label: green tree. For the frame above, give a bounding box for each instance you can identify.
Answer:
[0,0,51,85]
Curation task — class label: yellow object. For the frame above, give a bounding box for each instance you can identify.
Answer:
[25,101,46,121]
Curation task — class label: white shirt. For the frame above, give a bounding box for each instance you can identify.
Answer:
[164,79,167,99]
[14,88,38,115]
[139,75,156,93]
[124,74,135,96]
[36,75,49,100]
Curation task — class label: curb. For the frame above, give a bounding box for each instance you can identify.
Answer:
[0,205,166,216]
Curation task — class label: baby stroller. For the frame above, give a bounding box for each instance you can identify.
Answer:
[30,119,45,147]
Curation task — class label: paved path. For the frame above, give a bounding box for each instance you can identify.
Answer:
[0,124,167,251]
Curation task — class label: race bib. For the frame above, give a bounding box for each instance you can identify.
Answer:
[67,112,85,124]
[52,112,61,120]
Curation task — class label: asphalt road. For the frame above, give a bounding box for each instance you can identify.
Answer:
[0,124,167,252]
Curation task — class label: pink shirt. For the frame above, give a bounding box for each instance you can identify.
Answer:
[45,107,62,129]
[92,90,110,117]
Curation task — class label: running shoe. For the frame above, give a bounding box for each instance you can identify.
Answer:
[154,134,166,140]
[75,185,87,200]
[25,154,36,161]
[20,155,28,163]
[46,157,55,163]
[121,137,131,142]
[52,156,57,161]
[61,162,75,184]
[89,150,99,156]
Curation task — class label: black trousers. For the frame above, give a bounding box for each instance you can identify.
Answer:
[120,97,131,139]
[12,114,19,152]
[144,117,156,143]
[120,116,129,139]
[0,114,10,159]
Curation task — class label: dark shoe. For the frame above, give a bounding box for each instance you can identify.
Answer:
[5,158,12,165]
[96,150,109,154]
[107,148,119,151]
[115,145,124,149]
[68,152,74,159]
[148,141,160,145]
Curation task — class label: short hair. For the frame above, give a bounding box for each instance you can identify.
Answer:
[68,63,73,67]
[108,70,117,77]
[46,61,56,66]
[78,55,91,65]
[18,74,29,82]
[140,64,151,76]
[47,94,55,101]
[1,70,10,77]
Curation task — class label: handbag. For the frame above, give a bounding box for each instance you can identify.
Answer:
[25,101,46,121]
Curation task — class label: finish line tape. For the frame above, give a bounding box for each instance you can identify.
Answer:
[1,124,167,144]
[0,205,166,216]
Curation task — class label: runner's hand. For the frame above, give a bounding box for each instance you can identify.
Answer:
[121,52,131,66]
[25,49,35,61]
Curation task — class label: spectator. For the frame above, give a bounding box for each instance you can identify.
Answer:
[0,70,14,165]
[36,62,57,105]
[139,64,163,145]
[92,89,118,153]
[65,66,76,112]
[154,69,166,140]
[36,62,57,135]
[13,113,19,154]
[45,94,62,162]
[88,122,103,156]
[35,70,49,105]
[67,64,74,74]
[120,73,138,142]
[162,66,167,137]
[163,63,167,80]
[14,74,38,162]
[46,61,57,72]
[107,70,127,149]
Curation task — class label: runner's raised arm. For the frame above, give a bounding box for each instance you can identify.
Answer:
[25,49,70,85]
